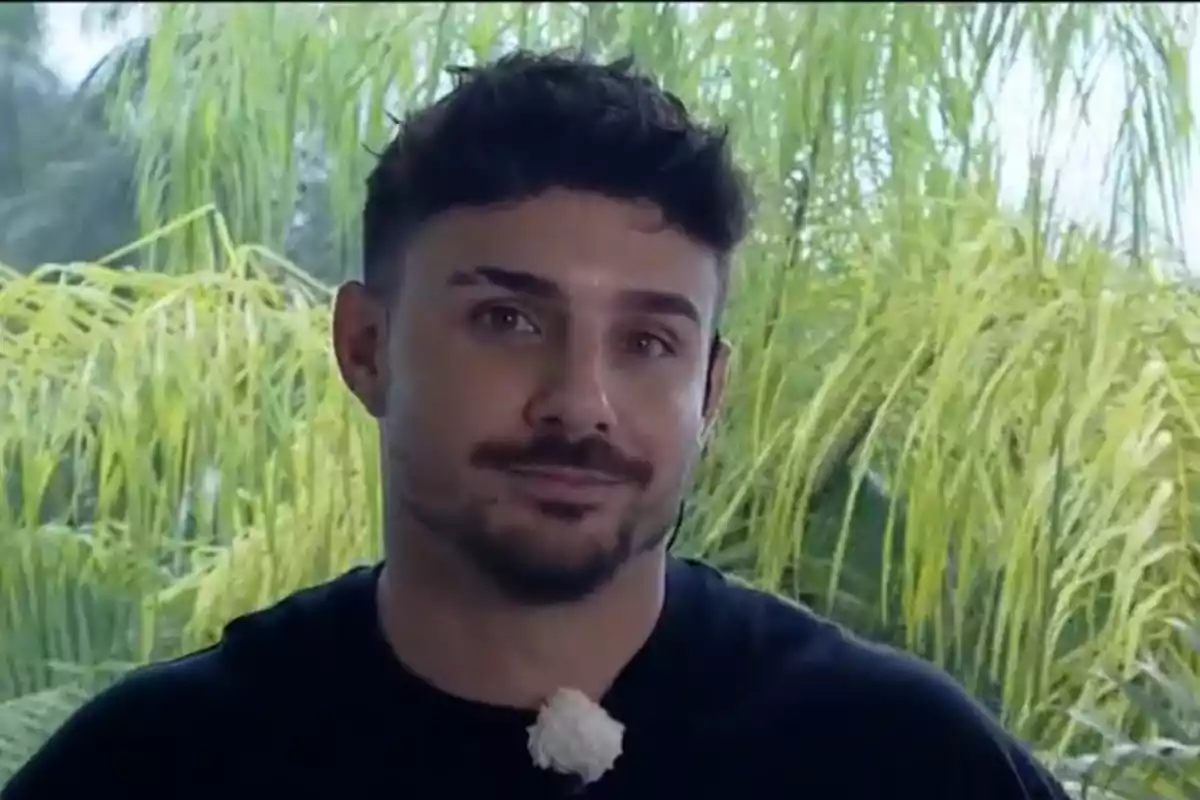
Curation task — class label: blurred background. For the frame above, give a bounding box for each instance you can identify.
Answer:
[1,3,1199,796]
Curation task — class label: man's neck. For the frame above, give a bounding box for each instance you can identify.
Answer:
[377,540,667,710]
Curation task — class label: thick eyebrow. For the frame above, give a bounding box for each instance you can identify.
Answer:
[616,288,701,327]
[447,265,701,326]
[447,266,561,299]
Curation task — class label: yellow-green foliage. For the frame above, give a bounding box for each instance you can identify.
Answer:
[2,2,1199,793]
[2,197,1198,789]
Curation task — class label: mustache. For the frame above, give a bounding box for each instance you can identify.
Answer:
[471,434,654,487]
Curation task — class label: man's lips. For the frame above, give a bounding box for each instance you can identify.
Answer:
[503,466,625,487]
[500,466,626,504]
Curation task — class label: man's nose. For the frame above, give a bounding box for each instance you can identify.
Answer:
[522,335,616,437]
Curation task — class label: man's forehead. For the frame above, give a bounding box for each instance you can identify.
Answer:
[403,191,721,310]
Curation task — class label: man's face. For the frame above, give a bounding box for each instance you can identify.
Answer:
[334,189,728,605]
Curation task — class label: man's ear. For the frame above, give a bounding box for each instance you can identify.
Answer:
[332,281,389,419]
[701,334,731,443]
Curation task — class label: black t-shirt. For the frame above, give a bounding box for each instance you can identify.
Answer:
[3,558,1068,799]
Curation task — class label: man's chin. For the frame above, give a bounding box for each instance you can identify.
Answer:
[460,533,633,606]
[481,556,621,605]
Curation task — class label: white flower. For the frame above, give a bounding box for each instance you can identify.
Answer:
[527,687,625,785]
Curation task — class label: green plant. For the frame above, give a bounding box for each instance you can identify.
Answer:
[4,192,1200,791]
[3,3,1199,793]
[1056,620,1200,798]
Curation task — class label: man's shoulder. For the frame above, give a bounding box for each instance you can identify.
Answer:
[766,634,1067,797]
[2,646,236,797]
[671,557,849,678]
[2,565,379,797]
[676,560,1067,798]
[680,559,991,716]
[70,562,379,711]
[56,644,235,736]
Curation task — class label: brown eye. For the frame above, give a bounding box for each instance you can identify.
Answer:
[471,304,539,336]
[628,332,673,358]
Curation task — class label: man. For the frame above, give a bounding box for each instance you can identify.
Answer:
[4,51,1069,799]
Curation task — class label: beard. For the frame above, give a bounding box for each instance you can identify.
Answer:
[402,488,677,606]
[385,417,699,606]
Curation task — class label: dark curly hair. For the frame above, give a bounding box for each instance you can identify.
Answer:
[362,50,752,307]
